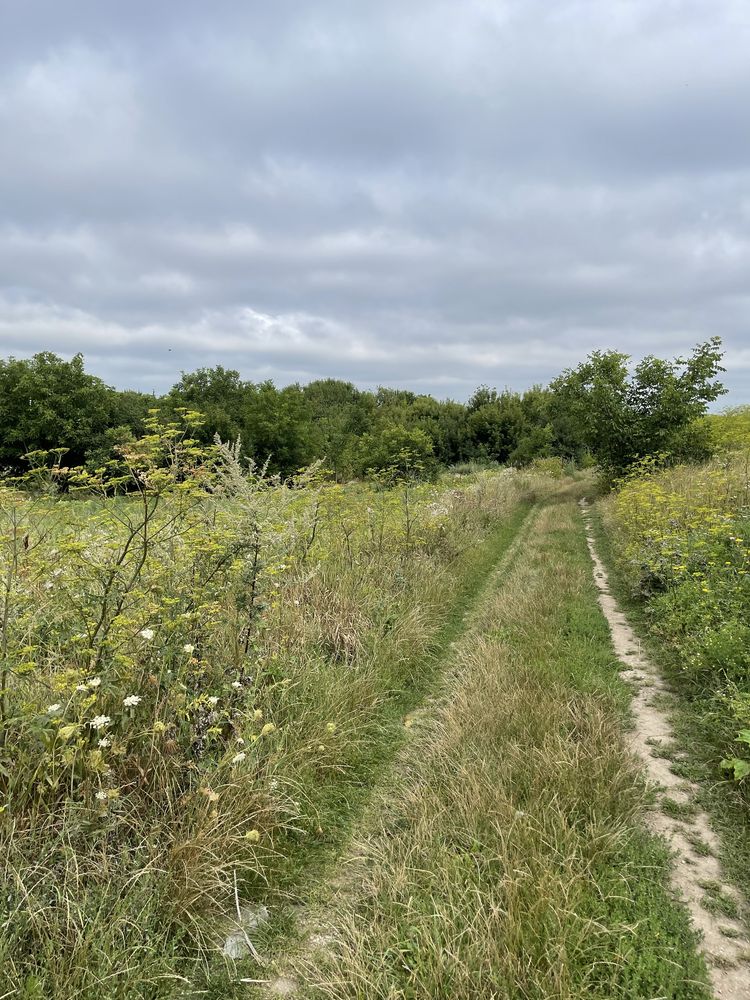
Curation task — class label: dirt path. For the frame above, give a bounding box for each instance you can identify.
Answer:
[580,501,750,1000]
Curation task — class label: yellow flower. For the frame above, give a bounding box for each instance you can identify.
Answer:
[245,829,261,843]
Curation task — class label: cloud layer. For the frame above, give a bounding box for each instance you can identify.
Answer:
[2,1,749,398]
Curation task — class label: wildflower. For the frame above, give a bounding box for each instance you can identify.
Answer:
[75,684,88,692]
[253,709,263,721]
[207,696,219,707]
[123,694,141,708]
[260,722,276,736]
[182,643,195,654]
[231,680,242,689]
[236,737,245,746]
[44,581,53,590]
[153,721,166,733]
[325,722,337,734]
[95,790,108,801]
[98,738,111,748]
[87,677,101,689]
[139,628,155,641]
[47,703,62,714]
[270,779,279,791]
[245,829,260,843]
[89,715,111,730]
[231,751,247,764]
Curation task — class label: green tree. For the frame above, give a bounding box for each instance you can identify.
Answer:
[242,382,317,475]
[549,338,726,474]
[302,379,376,479]
[466,388,527,463]
[166,366,245,444]
[355,423,436,481]
[0,353,117,470]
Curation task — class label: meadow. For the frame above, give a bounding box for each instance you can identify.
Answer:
[0,413,556,998]
[2,406,749,999]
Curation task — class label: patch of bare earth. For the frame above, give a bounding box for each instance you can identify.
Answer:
[581,501,750,1000]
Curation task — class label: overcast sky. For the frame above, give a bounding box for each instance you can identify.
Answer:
[1,1,749,401]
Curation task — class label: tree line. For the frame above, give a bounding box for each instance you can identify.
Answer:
[0,338,726,479]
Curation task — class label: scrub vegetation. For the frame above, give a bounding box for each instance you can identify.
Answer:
[1,340,748,999]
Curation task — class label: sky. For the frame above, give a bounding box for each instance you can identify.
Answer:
[1,0,749,402]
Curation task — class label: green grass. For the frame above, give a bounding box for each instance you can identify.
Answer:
[699,882,741,920]
[661,797,699,823]
[275,500,711,999]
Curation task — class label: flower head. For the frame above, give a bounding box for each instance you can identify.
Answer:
[123,694,141,708]
[98,738,111,748]
[95,790,108,801]
[231,751,247,764]
[139,628,155,641]
[47,703,62,714]
[89,715,111,731]
[231,680,242,689]
[207,696,219,707]
[87,677,101,689]
[182,643,195,654]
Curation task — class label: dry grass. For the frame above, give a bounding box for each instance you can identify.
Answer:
[285,501,710,999]
[1,467,561,998]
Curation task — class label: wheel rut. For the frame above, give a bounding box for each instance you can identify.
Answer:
[241,504,540,997]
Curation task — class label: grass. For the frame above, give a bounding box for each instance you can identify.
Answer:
[699,882,741,920]
[661,797,699,823]
[274,498,711,999]
[1,453,557,999]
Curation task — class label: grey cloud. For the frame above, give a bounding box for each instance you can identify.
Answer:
[1,0,749,400]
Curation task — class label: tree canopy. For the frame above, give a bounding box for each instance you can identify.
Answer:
[0,340,728,479]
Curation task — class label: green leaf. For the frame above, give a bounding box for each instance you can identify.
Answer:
[720,757,750,780]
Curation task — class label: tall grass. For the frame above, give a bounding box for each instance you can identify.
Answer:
[289,499,709,999]
[0,418,552,998]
